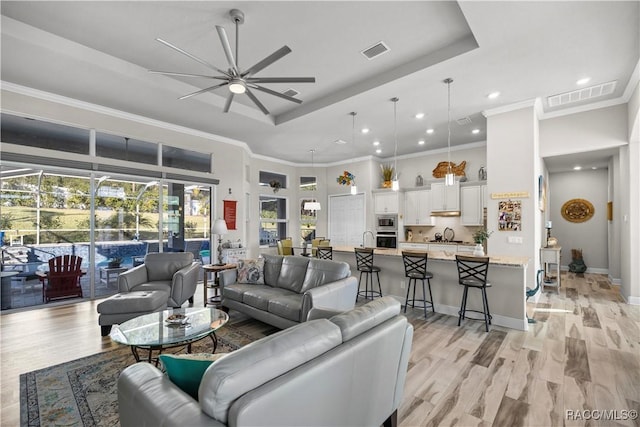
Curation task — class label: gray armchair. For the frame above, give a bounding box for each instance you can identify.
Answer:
[117,252,199,307]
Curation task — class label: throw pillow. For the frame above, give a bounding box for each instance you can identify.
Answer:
[236,258,265,284]
[159,353,228,400]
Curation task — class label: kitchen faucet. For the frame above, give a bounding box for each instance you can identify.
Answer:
[362,230,374,247]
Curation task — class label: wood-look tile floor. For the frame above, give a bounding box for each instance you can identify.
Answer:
[1,272,638,426]
[400,272,640,427]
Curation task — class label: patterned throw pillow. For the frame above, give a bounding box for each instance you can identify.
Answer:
[236,258,265,284]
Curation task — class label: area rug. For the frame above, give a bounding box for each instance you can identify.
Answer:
[20,320,275,427]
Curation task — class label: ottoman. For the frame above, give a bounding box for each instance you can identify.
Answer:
[97,290,168,336]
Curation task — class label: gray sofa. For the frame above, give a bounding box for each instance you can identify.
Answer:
[117,252,200,308]
[219,254,358,329]
[118,296,414,427]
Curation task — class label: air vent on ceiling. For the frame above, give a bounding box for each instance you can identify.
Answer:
[282,88,300,98]
[456,117,472,126]
[547,81,617,107]
[361,41,390,60]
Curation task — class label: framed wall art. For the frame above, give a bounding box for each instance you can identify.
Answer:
[498,199,522,231]
[561,198,595,223]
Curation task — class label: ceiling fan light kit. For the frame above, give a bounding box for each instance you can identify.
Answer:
[150,9,315,115]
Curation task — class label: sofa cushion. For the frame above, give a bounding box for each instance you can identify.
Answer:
[330,296,401,342]
[275,256,310,293]
[242,286,293,311]
[268,294,304,322]
[222,283,262,303]
[236,258,265,284]
[300,258,351,293]
[262,254,283,286]
[199,319,342,424]
[97,290,168,315]
[159,353,228,400]
[144,252,194,282]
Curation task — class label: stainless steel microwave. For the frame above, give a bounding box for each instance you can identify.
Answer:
[376,215,397,230]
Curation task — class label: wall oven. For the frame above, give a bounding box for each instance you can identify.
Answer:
[376,232,397,249]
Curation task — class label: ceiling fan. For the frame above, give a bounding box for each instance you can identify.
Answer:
[149,9,316,115]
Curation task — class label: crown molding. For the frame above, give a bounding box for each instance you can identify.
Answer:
[482,99,538,118]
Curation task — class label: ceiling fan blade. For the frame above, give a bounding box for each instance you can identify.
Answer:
[149,70,227,80]
[250,84,303,104]
[215,26,239,75]
[156,38,229,77]
[242,46,292,77]
[247,77,316,83]
[223,93,234,113]
[179,82,229,100]
[245,88,270,115]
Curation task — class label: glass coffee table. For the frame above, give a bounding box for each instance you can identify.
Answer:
[110,307,229,364]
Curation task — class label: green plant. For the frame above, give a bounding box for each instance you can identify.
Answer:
[473,228,493,244]
[380,163,394,181]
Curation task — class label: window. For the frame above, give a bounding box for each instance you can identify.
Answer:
[259,171,287,192]
[300,176,317,241]
[162,145,211,173]
[96,132,157,165]
[259,195,287,246]
[1,113,90,155]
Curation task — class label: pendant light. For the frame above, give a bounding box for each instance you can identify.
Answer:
[303,149,321,211]
[391,97,400,191]
[444,78,455,186]
[349,112,358,195]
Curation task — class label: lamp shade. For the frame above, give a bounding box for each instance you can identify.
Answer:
[304,201,322,211]
[212,218,228,235]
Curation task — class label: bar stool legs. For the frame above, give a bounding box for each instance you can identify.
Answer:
[404,275,434,319]
[401,251,435,319]
[358,269,383,301]
[455,255,492,332]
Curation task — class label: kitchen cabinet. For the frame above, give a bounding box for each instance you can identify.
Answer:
[428,243,455,252]
[399,242,429,251]
[404,190,435,225]
[374,191,402,214]
[430,182,460,212]
[461,185,483,225]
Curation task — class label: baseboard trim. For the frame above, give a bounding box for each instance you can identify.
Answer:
[608,275,622,285]
[627,295,640,305]
[560,265,609,275]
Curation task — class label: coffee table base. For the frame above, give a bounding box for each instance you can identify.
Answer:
[130,330,219,365]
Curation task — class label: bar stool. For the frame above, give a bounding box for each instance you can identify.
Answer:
[354,247,383,301]
[455,255,492,332]
[316,246,333,260]
[401,251,434,319]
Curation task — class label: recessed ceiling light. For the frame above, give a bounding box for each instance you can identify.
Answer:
[361,128,370,134]
[334,139,347,145]
[576,77,591,85]
[426,128,434,134]
[487,91,500,99]
[415,113,424,119]
[591,166,597,170]
[375,149,382,154]
[373,140,380,146]
[573,166,582,170]
[472,129,480,134]
[418,139,425,145]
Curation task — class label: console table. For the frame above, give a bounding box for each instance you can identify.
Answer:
[540,247,561,290]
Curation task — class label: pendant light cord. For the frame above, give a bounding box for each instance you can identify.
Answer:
[445,78,453,176]
[392,97,399,180]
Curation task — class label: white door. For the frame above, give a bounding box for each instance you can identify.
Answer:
[329,193,365,247]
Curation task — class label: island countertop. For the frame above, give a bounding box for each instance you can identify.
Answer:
[332,246,529,267]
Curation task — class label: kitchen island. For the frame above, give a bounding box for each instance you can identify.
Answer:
[333,246,530,331]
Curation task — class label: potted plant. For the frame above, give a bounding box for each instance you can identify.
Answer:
[107,257,123,268]
[269,180,282,193]
[380,163,394,188]
[472,229,493,256]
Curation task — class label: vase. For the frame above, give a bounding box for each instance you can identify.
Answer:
[382,180,392,188]
[473,244,485,256]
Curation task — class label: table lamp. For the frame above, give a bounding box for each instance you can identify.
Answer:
[212,218,228,265]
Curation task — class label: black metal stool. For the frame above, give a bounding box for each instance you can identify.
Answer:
[455,255,492,332]
[401,251,435,319]
[354,247,383,301]
[316,246,333,260]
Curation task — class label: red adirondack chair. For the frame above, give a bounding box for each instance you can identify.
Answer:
[41,255,84,302]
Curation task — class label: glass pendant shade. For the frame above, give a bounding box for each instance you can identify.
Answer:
[391,178,399,191]
[350,184,357,195]
[445,172,455,186]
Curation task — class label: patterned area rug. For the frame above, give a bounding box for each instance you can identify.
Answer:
[20,319,275,426]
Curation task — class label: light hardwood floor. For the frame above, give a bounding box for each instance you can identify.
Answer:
[1,272,638,426]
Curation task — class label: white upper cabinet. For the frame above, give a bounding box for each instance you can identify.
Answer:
[374,191,401,214]
[404,190,435,225]
[430,182,460,212]
[460,185,483,225]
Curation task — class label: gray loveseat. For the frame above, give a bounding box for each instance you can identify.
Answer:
[118,296,413,427]
[219,254,358,329]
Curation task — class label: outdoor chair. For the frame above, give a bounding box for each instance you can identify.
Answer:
[41,255,84,303]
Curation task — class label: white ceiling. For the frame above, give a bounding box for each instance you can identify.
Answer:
[1,1,638,168]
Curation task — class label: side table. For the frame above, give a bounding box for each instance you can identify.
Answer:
[203,264,236,307]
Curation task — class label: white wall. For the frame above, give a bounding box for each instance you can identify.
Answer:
[549,169,609,272]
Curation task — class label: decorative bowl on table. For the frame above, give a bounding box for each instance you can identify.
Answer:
[165,313,189,325]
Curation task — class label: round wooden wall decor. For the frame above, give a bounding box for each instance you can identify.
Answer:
[561,198,595,223]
